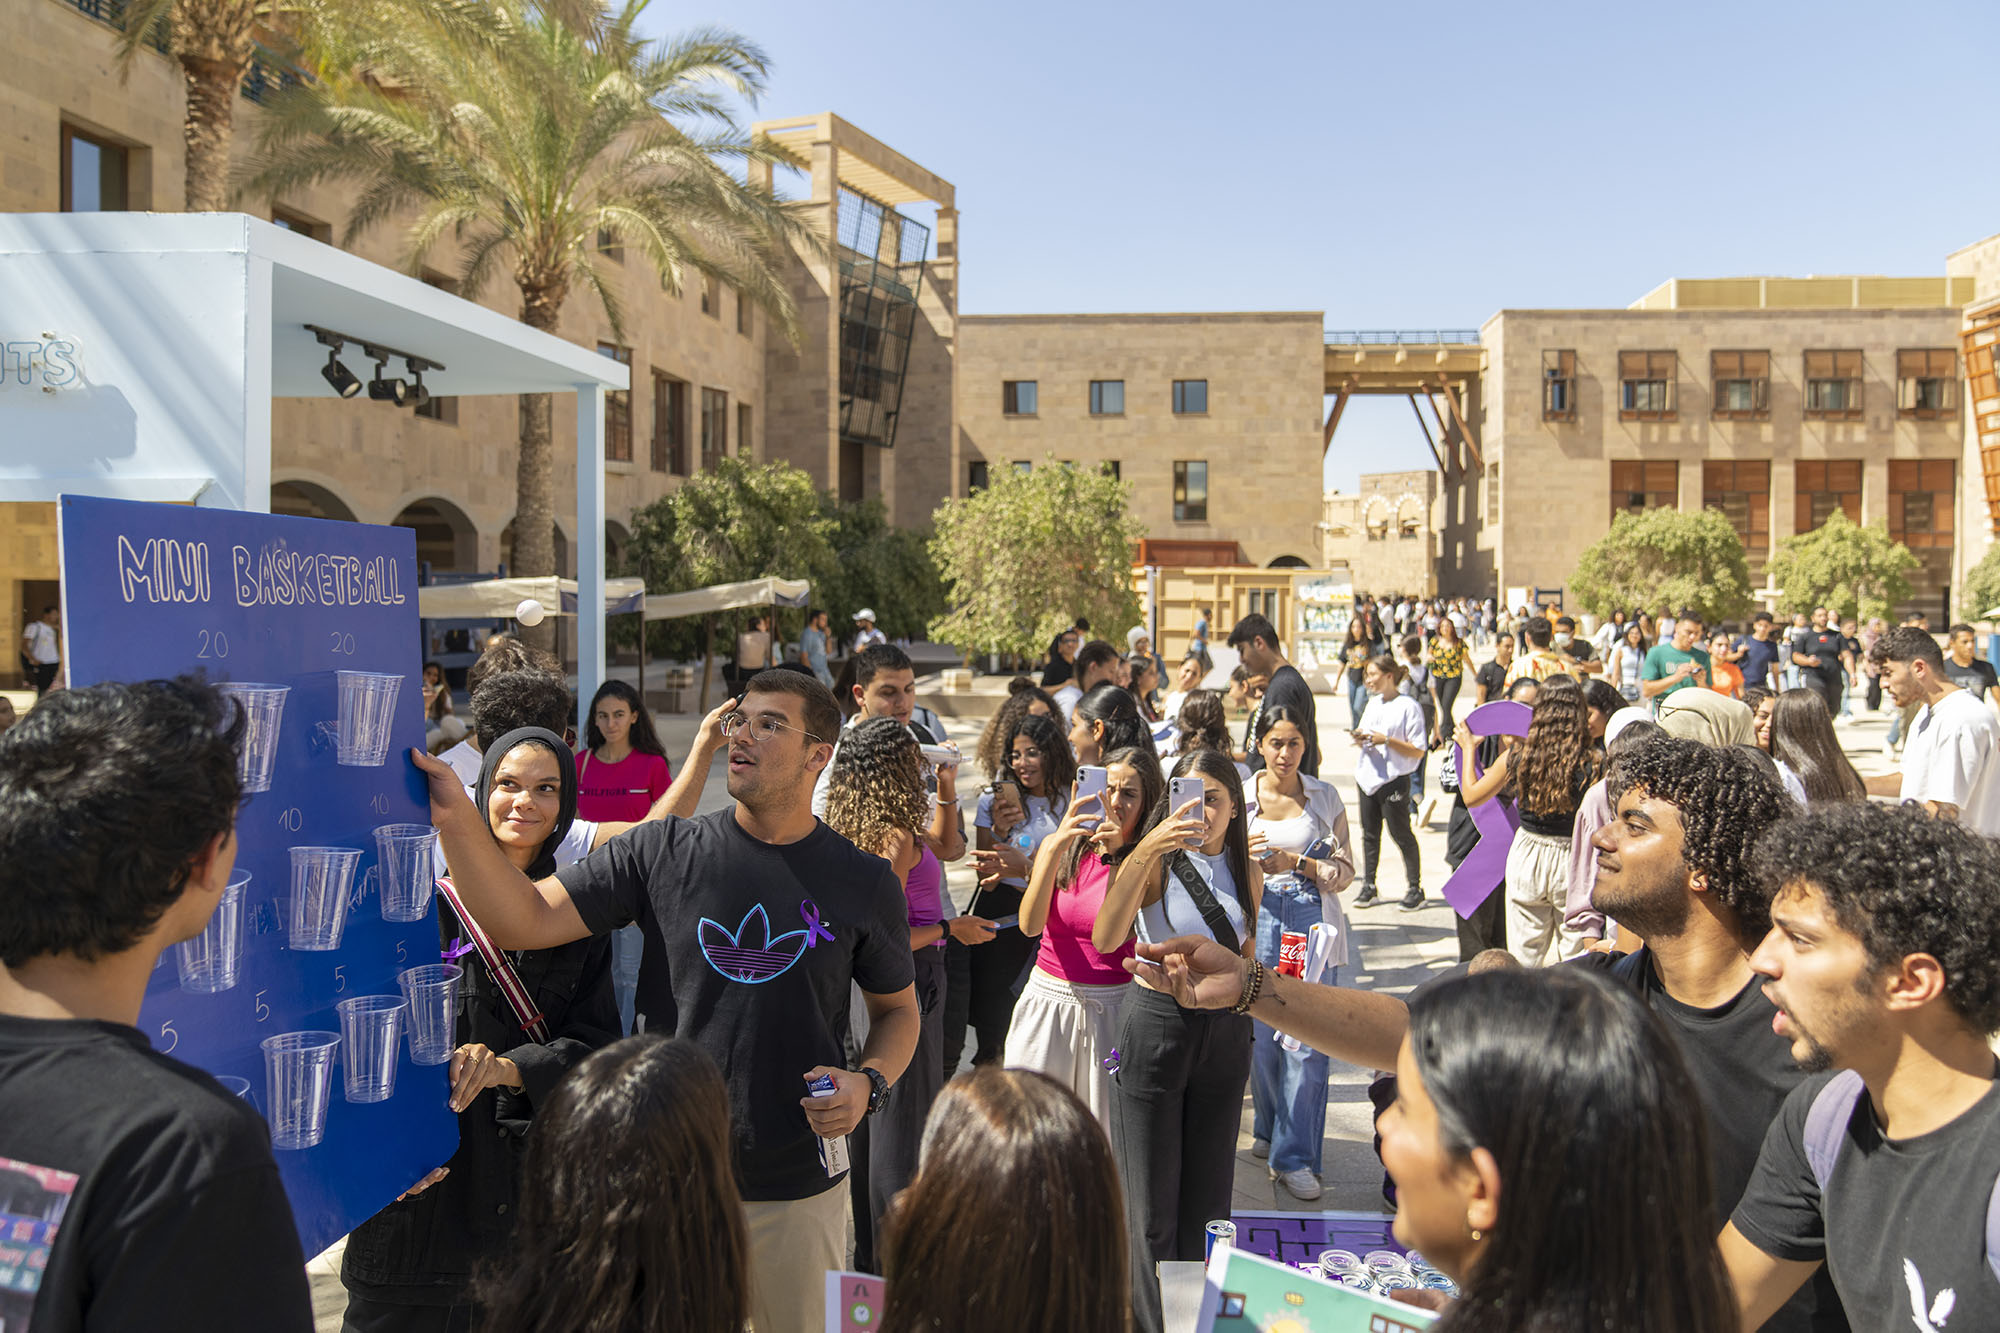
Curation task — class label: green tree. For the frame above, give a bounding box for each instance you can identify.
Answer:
[1766,510,1918,623]
[1960,541,2000,623]
[242,0,810,644]
[622,457,833,701]
[1569,507,1752,626]
[928,457,1144,659]
[813,495,946,644]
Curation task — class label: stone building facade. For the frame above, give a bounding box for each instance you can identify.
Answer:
[955,312,1326,568]
[1321,471,1439,596]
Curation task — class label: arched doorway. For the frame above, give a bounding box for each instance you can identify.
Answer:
[499,519,572,578]
[605,520,630,577]
[391,497,478,575]
[1266,554,1309,569]
[271,480,357,523]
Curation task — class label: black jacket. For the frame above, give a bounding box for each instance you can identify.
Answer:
[340,907,618,1305]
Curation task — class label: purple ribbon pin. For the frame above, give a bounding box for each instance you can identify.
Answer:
[442,937,477,962]
[800,900,835,948]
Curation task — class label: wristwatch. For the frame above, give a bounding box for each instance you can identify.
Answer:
[858,1066,891,1116]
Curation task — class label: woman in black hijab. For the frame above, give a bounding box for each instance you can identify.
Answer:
[340,728,619,1333]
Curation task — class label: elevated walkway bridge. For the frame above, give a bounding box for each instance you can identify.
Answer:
[1323,330,1486,476]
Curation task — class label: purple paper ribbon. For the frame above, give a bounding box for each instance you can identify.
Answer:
[442,937,477,962]
[800,900,835,948]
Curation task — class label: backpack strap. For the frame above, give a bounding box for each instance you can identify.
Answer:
[1166,852,1242,956]
[1988,1173,2000,1285]
[1802,1069,1867,1194]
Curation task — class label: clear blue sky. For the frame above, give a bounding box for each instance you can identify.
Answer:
[648,0,2000,491]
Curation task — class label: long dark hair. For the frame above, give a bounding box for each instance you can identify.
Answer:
[583,679,665,758]
[1150,748,1253,924]
[1510,674,1597,818]
[1074,682,1150,757]
[979,678,1057,781]
[1059,744,1164,890]
[1004,712,1076,805]
[1770,689,1865,803]
[1411,969,1733,1333]
[879,1069,1128,1333]
[475,1035,750,1333]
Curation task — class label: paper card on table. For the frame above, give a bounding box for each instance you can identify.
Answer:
[825,1270,885,1333]
[1196,1246,1437,1332]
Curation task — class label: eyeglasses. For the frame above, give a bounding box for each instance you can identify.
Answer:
[719,711,823,746]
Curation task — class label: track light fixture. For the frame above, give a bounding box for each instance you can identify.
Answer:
[303,325,446,411]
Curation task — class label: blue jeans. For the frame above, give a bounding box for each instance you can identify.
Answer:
[1250,876,1341,1176]
[611,923,643,1035]
[1346,674,1368,729]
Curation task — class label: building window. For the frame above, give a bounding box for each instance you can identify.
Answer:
[596,227,621,262]
[1896,349,1958,418]
[1089,380,1125,415]
[736,402,752,457]
[1002,380,1038,415]
[700,388,728,469]
[1610,460,1678,521]
[1803,350,1863,419]
[1101,460,1121,480]
[968,460,989,491]
[700,274,721,318]
[1013,460,1033,474]
[1173,460,1208,522]
[652,372,688,473]
[413,272,461,423]
[1710,350,1770,419]
[1172,379,1208,415]
[1794,459,1862,532]
[60,124,129,212]
[271,207,330,242]
[1542,350,1575,421]
[736,290,752,337]
[1617,351,1676,421]
[1701,460,1770,556]
[596,343,633,462]
[1889,459,1954,550]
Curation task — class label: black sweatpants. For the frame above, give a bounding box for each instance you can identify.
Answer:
[1358,774,1420,891]
[964,883,1033,1066]
[1432,674,1462,742]
[849,946,945,1273]
[1112,987,1253,1333]
[940,936,972,1077]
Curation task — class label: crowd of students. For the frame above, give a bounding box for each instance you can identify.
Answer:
[5,598,2000,1333]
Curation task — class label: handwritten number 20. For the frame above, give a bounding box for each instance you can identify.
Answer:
[329,633,356,655]
[196,630,228,659]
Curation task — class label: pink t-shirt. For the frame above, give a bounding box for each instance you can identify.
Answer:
[1035,852,1135,985]
[576,749,672,824]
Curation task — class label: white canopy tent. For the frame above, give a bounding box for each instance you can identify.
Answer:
[0,212,628,736]
[642,576,811,622]
[418,576,646,619]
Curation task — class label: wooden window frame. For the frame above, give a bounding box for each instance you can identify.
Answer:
[1710,350,1770,421]
[736,402,752,459]
[700,387,728,470]
[1896,349,1958,420]
[1002,380,1038,416]
[1089,380,1125,416]
[967,460,989,492]
[652,371,688,474]
[1542,349,1576,421]
[1617,351,1677,422]
[1173,460,1208,522]
[1701,459,1771,554]
[700,274,720,319]
[1610,459,1679,522]
[60,123,130,213]
[1803,350,1864,421]
[1888,459,1955,550]
[1793,459,1862,534]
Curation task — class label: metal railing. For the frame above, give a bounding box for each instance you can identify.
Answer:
[1325,329,1482,346]
[60,0,299,98]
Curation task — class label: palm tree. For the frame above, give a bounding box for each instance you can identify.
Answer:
[241,0,811,603]
[113,0,269,212]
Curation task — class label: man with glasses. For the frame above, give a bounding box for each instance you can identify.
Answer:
[413,669,919,1333]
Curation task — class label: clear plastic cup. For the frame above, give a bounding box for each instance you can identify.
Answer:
[218,683,290,793]
[397,963,463,1066]
[336,671,403,766]
[215,1074,254,1102]
[336,995,407,1103]
[288,846,362,951]
[373,824,439,923]
[176,868,250,993]
[261,1030,340,1149]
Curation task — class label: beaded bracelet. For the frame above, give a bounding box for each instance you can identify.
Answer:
[1232,958,1265,1015]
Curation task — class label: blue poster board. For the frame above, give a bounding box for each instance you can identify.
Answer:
[56,495,457,1259]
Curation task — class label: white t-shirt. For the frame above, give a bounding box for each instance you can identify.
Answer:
[1355,694,1426,794]
[1246,774,1350,967]
[1901,688,2000,835]
[439,739,483,789]
[22,620,58,665]
[1137,848,1249,948]
[1051,682,1083,725]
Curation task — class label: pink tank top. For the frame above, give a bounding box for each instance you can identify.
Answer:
[1034,852,1135,985]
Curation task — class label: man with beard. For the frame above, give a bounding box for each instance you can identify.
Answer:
[412,669,918,1332]
[1724,803,2000,1329]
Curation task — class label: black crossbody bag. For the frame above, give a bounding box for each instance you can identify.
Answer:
[1166,851,1243,956]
